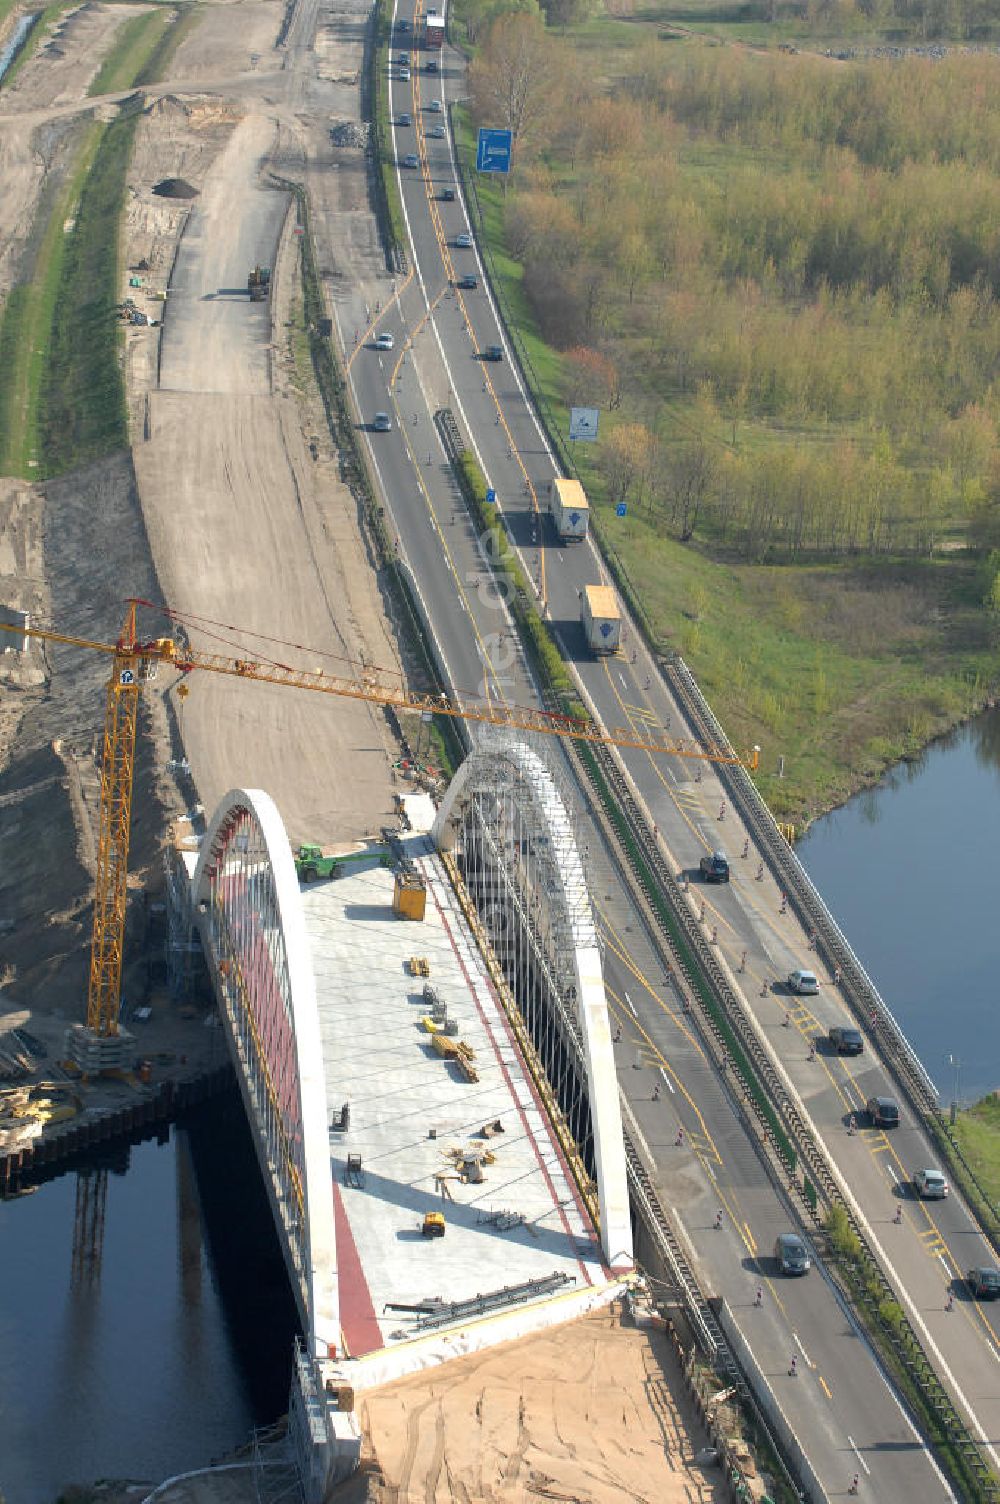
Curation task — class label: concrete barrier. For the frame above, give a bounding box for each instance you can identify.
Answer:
[715,1297,826,1503]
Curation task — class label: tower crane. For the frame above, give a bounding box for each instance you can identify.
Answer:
[0,598,759,1047]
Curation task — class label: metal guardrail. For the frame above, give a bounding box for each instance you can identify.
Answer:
[664,656,1000,1247]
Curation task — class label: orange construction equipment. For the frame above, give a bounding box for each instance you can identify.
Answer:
[0,599,760,1041]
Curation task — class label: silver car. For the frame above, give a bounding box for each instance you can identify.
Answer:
[787,969,819,995]
[914,1168,949,1199]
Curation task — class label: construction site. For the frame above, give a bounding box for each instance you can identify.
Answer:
[0,0,744,1500]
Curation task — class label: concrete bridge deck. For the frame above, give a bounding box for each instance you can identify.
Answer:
[305,795,615,1385]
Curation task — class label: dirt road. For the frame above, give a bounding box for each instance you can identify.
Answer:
[361,1304,727,1504]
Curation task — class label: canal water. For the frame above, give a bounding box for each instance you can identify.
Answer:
[2,709,997,1502]
[0,1092,300,1504]
[797,706,1000,1105]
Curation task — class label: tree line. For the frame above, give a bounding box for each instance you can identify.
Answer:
[469,19,1000,563]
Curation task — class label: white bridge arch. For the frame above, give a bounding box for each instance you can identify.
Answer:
[191,789,339,1360]
[433,741,633,1270]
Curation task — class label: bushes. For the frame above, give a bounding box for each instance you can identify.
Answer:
[453,451,582,712]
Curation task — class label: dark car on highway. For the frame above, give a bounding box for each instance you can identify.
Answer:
[700,850,730,883]
[483,345,503,361]
[829,1026,864,1055]
[967,1267,1000,1299]
[440,187,455,201]
[456,274,478,290]
[867,1095,900,1128]
[775,1233,811,1275]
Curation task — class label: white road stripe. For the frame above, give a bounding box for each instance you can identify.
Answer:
[847,1436,871,1475]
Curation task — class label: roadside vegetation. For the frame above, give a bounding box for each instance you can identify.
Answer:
[951,1095,1000,1207]
[451,0,1000,820]
[0,6,192,479]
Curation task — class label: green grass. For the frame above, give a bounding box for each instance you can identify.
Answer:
[951,1097,1000,1208]
[39,114,135,475]
[88,6,183,96]
[0,118,104,474]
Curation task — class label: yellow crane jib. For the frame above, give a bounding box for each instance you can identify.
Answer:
[0,598,761,1052]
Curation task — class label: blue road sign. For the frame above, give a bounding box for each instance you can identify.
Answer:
[616,502,627,517]
[477,127,513,174]
[486,487,497,504]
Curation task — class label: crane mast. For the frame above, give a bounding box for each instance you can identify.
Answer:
[88,601,142,1037]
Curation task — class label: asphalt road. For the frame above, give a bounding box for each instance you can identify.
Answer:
[324,7,999,1497]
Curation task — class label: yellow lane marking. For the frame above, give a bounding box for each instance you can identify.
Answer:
[819,1376,833,1399]
[606,984,722,1169]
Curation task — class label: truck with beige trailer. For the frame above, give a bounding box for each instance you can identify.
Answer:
[581,585,622,655]
[549,477,589,542]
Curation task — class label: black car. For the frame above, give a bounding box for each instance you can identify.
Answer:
[967,1267,1000,1299]
[867,1095,900,1128]
[483,345,503,362]
[456,274,478,290]
[829,1026,864,1056]
[774,1233,811,1275]
[699,850,730,883]
[426,57,438,71]
[440,187,456,202]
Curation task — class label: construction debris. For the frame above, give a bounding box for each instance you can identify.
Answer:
[329,120,368,148]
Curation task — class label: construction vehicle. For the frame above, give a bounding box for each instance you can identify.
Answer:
[0,600,758,1056]
[422,1211,446,1237]
[408,956,430,977]
[393,868,426,920]
[294,843,388,882]
[247,265,271,301]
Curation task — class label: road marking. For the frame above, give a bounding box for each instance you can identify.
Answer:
[793,1332,813,1367]
[886,1164,898,1183]
[819,1375,832,1399]
[623,991,636,1017]
[743,1222,756,1254]
[847,1437,871,1476]
[659,1067,675,1093]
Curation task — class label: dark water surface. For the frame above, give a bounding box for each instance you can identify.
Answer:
[0,1092,300,1504]
[797,707,1000,1103]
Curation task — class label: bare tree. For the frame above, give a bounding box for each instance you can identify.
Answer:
[470,14,555,153]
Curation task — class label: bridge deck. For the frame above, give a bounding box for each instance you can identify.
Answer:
[303,802,607,1365]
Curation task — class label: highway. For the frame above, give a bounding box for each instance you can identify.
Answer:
[324,5,999,1497]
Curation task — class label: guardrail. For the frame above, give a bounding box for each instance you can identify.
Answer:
[663,655,1000,1248]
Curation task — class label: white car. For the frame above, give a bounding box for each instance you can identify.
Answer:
[372,412,392,432]
[787,969,819,995]
[914,1168,949,1199]
[429,124,446,139]
[428,98,443,113]
[454,232,473,248]
[374,332,394,350]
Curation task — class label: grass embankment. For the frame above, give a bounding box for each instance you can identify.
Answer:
[0,2,63,91]
[0,6,195,478]
[951,1096,1000,1209]
[453,97,999,823]
[372,0,406,260]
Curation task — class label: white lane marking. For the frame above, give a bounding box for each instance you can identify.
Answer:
[793,1332,813,1368]
[623,991,637,1017]
[619,673,627,689]
[886,1164,898,1182]
[847,1437,871,1476]
[659,1067,675,1093]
